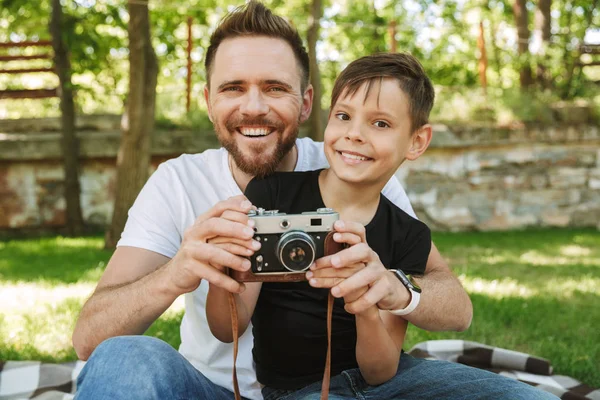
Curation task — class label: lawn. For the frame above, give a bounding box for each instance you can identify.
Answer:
[0,229,598,388]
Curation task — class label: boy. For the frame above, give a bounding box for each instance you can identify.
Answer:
[206,52,434,398]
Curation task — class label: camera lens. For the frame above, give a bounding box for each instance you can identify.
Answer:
[276,231,316,272]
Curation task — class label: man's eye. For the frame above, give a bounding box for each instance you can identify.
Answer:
[223,86,241,92]
[268,86,285,92]
[374,120,390,128]
[335,112,350,121]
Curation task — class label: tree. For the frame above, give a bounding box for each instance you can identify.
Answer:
[535,0,552,89]
[50,0,84,236]
[307,0,324,141]
[105,0,158,249]
[513,0,533,89]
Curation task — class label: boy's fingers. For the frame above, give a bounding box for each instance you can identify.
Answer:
[334,220,367,242]
[332,232,362,246]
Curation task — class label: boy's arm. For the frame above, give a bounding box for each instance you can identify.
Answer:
[206,281,262,343]
[353,301,406,385]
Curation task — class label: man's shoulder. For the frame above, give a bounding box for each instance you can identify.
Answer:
[155,148,225,180]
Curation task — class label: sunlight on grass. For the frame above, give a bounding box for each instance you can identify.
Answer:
[0,282,95,312]
[560,245,592,257]
[461,277,533,298]
[519,250,600,266]
[1,230,598,386]
[461,275,599,299]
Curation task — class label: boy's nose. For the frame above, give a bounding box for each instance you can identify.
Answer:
[345,123,365,142]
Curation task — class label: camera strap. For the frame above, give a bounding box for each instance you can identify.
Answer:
[229,231,342,400]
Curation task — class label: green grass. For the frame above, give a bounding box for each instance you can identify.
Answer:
[1,230,598,387]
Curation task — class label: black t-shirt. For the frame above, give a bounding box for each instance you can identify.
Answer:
[244,169,431,390]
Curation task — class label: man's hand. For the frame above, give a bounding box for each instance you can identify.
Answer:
[307,220,409,316]
[165,195,259,295]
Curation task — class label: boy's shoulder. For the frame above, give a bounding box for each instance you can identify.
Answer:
[379,194,429,232]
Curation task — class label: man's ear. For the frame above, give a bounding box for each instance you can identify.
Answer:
[203,86,213,122]
[405,124,433,161]
[299,84,314,124]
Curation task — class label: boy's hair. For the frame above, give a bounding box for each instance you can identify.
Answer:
[205,1,310,91]
[330,53,435,132]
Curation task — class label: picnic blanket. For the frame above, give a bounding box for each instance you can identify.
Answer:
[1,340,598,399]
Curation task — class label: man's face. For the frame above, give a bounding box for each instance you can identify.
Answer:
[204,36,312,177]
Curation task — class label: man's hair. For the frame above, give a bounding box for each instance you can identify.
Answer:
[204,1,310,91]
[330,52,435,132]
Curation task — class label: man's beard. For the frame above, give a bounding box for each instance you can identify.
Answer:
[216,116,299,178]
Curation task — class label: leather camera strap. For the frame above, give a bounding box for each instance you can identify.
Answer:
[229,231,342,400]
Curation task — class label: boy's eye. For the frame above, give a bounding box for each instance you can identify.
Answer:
[335,112,350,121]
[374,120,390,128]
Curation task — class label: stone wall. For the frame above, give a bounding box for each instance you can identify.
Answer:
[1,117,598,232]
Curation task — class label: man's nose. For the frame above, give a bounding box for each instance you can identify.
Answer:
[239,87,269,116]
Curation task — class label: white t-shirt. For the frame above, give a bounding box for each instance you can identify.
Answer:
[118,137,415,400]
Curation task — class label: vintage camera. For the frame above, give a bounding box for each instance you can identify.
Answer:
[248,207,339,275]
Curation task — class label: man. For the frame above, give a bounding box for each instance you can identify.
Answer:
[73,2,555,400]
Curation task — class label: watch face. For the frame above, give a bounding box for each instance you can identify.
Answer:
[393,270,422,293]
[406,274,422,293]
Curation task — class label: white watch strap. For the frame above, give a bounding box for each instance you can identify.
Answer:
[388,288,420,316]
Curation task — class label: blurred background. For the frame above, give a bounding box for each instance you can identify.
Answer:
[0,0,598,394]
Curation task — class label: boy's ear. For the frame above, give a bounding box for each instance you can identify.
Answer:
[405,124,433,161]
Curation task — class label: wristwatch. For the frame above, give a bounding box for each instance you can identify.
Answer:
[387,269,421,316]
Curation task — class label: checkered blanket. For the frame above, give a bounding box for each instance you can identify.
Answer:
[1,340,597,399]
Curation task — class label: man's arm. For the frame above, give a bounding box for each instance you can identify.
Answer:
[72,197,257,360]
[402,242,472,331]
[72,247,176,360]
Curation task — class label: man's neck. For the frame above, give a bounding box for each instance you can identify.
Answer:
[318,169,384,225]
[230,145,298,192]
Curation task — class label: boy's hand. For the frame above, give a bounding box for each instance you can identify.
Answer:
[308,220,409,316]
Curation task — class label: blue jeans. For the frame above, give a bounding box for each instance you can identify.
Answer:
[262,355,559,400]
[75,336,250,400]
[76,336,558,400]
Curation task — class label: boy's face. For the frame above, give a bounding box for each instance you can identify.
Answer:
[324,78,430,187]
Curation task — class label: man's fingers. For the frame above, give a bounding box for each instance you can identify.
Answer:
[312,244,371,270]
[187,217,255,243]
[208,236,261,252]
[196,195,252,224]
[344,278,389,314]
[202,263,246,294]
[306,264,362,288]
[187,242,251,272]
[330,262,379,297]
[213,242,255,257]
[221,209,254,227]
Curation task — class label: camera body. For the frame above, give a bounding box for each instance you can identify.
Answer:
[247,207,339,277]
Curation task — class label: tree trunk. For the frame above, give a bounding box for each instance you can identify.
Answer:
[105,1,158,249]
[513,0,533,89]
[307,0,324,141]
[535,0,552,89]
[50,0,84,236]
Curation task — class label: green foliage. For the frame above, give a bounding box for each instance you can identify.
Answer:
[0,0,599,121]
